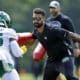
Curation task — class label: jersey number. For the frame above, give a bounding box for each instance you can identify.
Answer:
[0,33,3,46]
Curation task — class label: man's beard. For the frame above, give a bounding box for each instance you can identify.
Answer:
[51,12,58,17]
[34,23,43,28]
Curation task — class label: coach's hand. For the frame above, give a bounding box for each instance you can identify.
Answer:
[21,45,28,54]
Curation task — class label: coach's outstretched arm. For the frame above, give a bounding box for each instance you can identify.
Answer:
[59,28,80,42]
[66,30,80,42]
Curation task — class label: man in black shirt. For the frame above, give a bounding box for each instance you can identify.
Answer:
[31,8,80,80]
[46,1,79,80]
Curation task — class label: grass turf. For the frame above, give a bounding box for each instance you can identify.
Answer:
[20,73,43,80]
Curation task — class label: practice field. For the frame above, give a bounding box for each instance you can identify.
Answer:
[20,73,43,80]
[20,74,34,80]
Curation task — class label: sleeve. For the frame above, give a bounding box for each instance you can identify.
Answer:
[10,40,23,57]
[7,29,18,40]
[64,18,75,32]
[54,28,68,39]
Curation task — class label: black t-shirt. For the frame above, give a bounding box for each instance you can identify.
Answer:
[32,24,69,61]
[46,13,74,32]
[46,13,75,53]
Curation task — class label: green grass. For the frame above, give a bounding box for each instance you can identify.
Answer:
[20,73,43,80]
[20,73,34,80]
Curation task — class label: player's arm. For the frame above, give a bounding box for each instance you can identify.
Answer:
[10,38,24,57]
[9,29,27,57]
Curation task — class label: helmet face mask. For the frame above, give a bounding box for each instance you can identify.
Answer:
[0,11,11,28]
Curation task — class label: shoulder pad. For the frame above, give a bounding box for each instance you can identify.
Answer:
[6,28,18,40]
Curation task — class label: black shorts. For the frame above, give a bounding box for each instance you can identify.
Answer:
[43,61,65,80]
[43,57,78,80]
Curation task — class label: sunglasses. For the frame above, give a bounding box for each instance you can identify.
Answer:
[33,17,42,21]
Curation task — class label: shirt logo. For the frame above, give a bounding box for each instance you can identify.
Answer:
[44,36,47,40]
[50,21,61,28]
